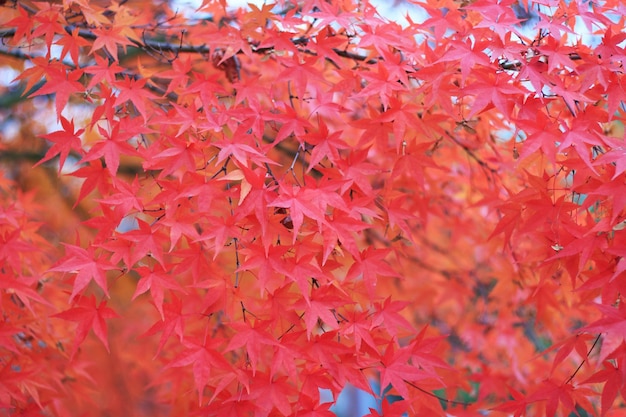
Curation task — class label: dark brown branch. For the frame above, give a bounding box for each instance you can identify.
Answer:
[0,44,31,60]
[0,23,380,67]
[404,379,474,408]
[0,150,144,176]
[444,130,498,174]
[0,7,584,72]
[0,150,43,163]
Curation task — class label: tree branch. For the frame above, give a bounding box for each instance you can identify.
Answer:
[0,150,144,176]
[444,130,498,174]
[404,379,474,408]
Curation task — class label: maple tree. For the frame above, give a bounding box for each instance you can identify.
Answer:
[0,0,626,415]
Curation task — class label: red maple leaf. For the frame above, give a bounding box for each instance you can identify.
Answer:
[346,247,398,299]
[81,118,143,176]
[50,243,116,302]
[119,218,167,267]
[52,295,119,358]
[378,342,428,400]
[55,27,90,66]
[31,6,65,51]
[83,54,124,90]
[294,284,345,337]
[303,117,350,171]
[35,116,85,172]
[70,160,112,206]
[132,264,187,320]
[113,76,157,123]
[141,294,187,357]
[167,337,233,403]
[29,68,84,118]
[0,272,51,314]
[437,39,492,84]
[582,302,626,340]
[365,398,409,417]
[157,56,192,94]
[5,6,34,44]
[583,346,626,416]
[90,26,134,61]
[225,320,281,375]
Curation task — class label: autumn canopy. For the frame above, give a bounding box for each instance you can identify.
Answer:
[0,0,625,415]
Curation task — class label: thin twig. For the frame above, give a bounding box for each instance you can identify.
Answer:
[404,379,474,407]
[564,333,601,385]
